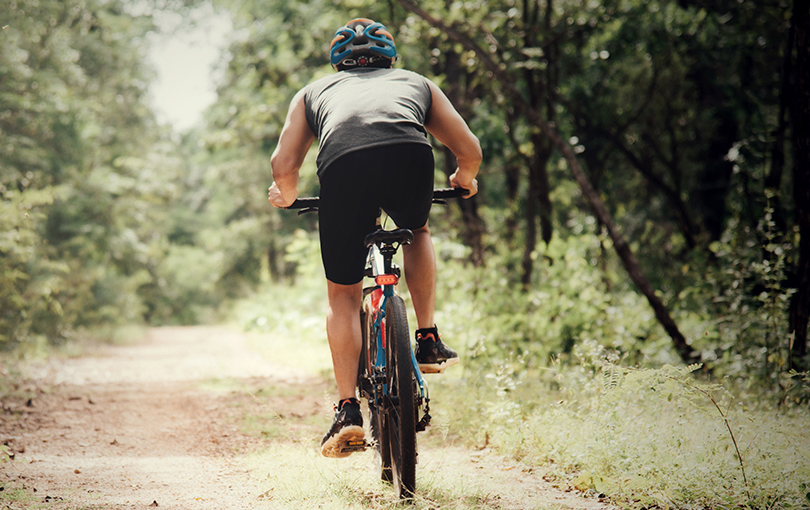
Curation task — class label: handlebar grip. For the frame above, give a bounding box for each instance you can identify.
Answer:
[286,197,320,210]
[432,187,469,203]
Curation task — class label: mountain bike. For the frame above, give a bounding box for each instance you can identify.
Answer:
[286,187,466,499]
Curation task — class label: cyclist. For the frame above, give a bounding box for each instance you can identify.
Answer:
[267,18,482,458]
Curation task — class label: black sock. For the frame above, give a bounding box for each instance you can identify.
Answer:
[417,327,439,342]
[339,397,360,409]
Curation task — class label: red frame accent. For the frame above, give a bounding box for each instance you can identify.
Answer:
[366,287,386,369]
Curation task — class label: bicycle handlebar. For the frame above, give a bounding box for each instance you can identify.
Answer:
[431,187,469,201]
[286,196,319,210]
[285,187,469,212]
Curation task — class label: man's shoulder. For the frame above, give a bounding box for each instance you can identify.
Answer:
[304,72,344,92]
[385,68,430,81]
[304,68,431,96]
[332,67,429,81]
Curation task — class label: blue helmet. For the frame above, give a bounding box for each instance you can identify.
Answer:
[330,18,397,71]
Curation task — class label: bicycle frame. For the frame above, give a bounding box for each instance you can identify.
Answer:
[364,241,430,417]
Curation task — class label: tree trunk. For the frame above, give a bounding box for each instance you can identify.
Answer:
[518,0,554,287]
[504,162,520,245]
[789,0,810,370]
[396,0,699,364]
[442,146,486,266]
[766,20,794,193]
[521,173,538,289]
[522,135,553,288]
[436,45,486,266]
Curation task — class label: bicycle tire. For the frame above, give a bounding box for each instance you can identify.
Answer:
[383,295,417,499]
[360,288,393,483]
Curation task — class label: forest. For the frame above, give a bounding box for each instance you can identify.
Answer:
[2,0,809,507]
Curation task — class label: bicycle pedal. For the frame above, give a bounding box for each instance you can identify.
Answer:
[340,439,369,453]
[416,412,432,432]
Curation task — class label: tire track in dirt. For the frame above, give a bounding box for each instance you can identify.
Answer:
[1,326,323,509]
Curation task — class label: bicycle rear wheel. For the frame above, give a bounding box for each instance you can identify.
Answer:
[383,295,417,499]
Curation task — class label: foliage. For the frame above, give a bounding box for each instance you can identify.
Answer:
[231,228,327,340]
[430,208,679,371]
[432,341,810,510]
[0,0,166,348]
[0,0,243,344]
[4,0,804,373]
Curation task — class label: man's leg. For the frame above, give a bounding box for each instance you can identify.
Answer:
[402,223,436,330]
[403,222,459,373]
[321,281,365,458]
[326,280,363,400]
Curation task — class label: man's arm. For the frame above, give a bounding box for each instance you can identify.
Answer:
[268,89,316,208]
[424,80,482,197]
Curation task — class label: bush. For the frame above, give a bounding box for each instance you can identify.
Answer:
[432,341,810,510]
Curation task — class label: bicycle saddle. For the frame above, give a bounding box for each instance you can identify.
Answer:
[364,228,414,248]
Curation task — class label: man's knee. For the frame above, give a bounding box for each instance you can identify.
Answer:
[327,281,362,306]
[412,223,431,238]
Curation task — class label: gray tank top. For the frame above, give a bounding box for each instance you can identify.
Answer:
[303,68,433,175]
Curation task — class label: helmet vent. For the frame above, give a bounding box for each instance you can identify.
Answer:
[330,19,397,71]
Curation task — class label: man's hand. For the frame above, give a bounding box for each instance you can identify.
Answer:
[268,182,298,208]
[449,169,478,198]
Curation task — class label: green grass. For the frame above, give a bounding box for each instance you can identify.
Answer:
[0,483,37,506]
[241,443,526,510]
[226,380,511,509]
[427,344,810,510]
[0,482,109,510]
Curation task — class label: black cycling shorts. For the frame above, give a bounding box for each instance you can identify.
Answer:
[318,143,435,285]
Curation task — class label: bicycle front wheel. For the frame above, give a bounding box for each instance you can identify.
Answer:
[383,295,417,499]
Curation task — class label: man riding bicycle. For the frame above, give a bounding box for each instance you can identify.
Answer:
[267,18,482,457]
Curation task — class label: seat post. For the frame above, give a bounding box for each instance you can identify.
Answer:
[381,245,397,275]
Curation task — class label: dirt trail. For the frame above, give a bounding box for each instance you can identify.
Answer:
[1,326,614,510]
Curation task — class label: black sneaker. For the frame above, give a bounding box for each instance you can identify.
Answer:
[320,398,366,458]
[415,326,459,374]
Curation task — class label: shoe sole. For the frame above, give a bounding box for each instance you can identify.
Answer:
[321,425,366,458]
[418,357,460,374]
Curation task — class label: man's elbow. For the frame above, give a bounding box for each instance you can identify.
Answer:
[472,137,483,164]
[270,153,298,181]
[460,136,483,166]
